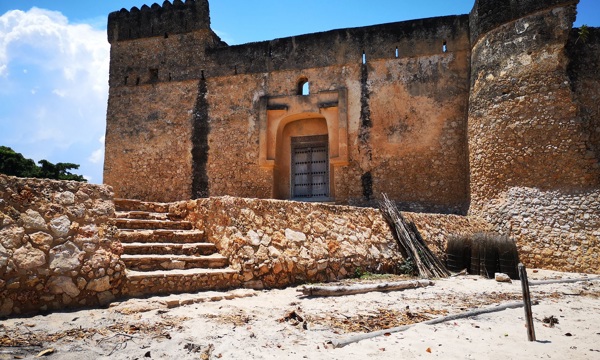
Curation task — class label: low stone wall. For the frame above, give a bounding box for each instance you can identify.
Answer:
[172,196,491,289]
[0,175,123,316]
[480,187,600,273]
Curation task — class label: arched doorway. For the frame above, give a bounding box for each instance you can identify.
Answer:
[274,116,330,200]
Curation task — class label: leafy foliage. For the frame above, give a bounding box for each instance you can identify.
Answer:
[576,24,590,44]
[0,146,86,182]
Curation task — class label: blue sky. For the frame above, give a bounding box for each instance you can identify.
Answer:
[0,1,598,184]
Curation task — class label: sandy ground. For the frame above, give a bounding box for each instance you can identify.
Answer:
[1,269,600,360]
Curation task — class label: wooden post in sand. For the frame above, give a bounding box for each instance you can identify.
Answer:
[518,263,536,341]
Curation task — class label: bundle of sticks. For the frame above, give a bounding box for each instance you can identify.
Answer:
[378,194,450,279]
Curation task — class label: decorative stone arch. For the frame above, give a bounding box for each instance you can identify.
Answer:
[259,89,349,201]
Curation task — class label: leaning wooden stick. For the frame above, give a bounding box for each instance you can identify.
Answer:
[331,301,528,348]
[518,263,536,341]
[298,280,433,297]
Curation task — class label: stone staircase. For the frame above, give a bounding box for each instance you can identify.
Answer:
[114,199,239,297]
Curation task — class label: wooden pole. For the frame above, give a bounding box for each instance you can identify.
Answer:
[518,263,536,341]
[331,301,527,348]
[298,280,433,297]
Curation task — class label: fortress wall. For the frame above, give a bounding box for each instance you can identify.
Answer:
[468,1,600,273]
[202,17,471,211]
[203,51,471,211]
[467,2,598,210]
[171,197,490,289]
[206,15,469,76]
[469,0,579,44]
[105,8,472,209]
[104,80,198,202]
[567,27,600,173]
[480,187,600,273]
[0,175,123,317]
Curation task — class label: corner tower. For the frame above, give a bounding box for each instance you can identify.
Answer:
[467,0,600,271]
[467,0,598,210]
[104,0,223,201]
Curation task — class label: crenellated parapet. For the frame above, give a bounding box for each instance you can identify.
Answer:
[107,0,210,43]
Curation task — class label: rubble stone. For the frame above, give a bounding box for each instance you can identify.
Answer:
[13,243,46,270]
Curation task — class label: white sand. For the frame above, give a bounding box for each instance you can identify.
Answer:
[1,269,599,359]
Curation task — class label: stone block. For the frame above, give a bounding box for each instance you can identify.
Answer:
[48,276,80,297]
[49,241,84,273]
[13,243,46,270]
[21,210,47,232]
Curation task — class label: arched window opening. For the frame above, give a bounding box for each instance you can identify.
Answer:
[395,47,399,58]
[442,40,448,53]
[297,77,310,95]
[362,50,367,64]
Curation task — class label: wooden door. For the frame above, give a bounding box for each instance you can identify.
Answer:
[291,135,329,200]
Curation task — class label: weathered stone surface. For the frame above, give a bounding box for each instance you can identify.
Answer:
[56,191,76,205]
[0,298,14,317]
[13,243,46,270]
[48,276,80,297]
[284,229,306,243]
[50,215,71,238]
[97,290,115,305]
[0,174,122,317]
[481,187,600,273]
[21,210,47,232]
[30,231,54,250]
[0,243,9,269]
[87,276,111,292]
[49,241,84,273]
[173,197,490,289]
[0,226,24,249]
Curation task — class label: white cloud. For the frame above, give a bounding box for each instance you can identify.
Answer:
[0,8,110,183]
[52,89,66,97]
[88,148,103,164]
[88,135,105,164]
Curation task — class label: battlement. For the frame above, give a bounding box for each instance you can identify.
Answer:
[107,0,210,43]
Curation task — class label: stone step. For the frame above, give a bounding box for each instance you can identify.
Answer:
[122,242,218,256]
[114,218,193,231]
[115,211,179,221]
[117,229,205,243]
[122,268,240,297]
[121,254,228,271]
[114,198,170,213]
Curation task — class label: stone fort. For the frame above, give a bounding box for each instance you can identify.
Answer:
[0,0,598,316]
[104,0,598,213]
[102,0,599,271]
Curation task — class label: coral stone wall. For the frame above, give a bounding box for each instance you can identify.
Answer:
[0,175,123,316]
[480,188,600,273]
[567,27,600,171]
[467,1,600,274]
[468,4,598,211]
[171,197,491,289]
[105,9,472,213]
[104,80,198,202]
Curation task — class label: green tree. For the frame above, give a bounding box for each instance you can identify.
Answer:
[0,146,86,182]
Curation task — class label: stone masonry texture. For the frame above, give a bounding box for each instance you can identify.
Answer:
[170,196,491,289]
[0,175,124,316]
